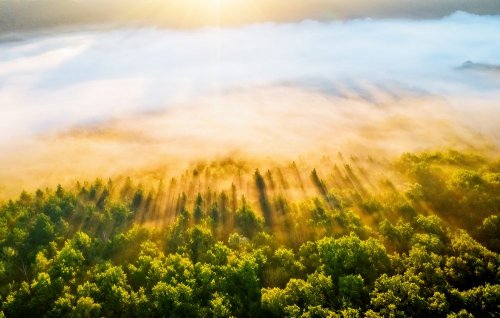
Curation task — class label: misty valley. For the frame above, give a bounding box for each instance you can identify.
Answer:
[0,2,499,317]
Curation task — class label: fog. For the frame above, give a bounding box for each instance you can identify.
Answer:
[0,12,499,196]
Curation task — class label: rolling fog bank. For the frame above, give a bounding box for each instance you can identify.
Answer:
[0,13,499,197]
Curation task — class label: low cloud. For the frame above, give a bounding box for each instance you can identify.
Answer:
[0,12,499,196]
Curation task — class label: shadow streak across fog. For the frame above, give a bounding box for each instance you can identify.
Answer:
[0,12,499,196]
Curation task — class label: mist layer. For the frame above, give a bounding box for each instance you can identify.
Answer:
[0,12,499,196]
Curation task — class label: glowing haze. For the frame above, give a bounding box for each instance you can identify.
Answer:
[0,12,499,196]
[1,0,500,31]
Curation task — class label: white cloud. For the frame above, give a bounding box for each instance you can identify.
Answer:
[0,12,499,146]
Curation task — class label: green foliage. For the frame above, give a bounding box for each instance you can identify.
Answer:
[317,234,390,286]
[234,201,263,238]
[0,150,498,317]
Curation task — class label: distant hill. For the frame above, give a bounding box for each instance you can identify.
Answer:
[460,61,500,74]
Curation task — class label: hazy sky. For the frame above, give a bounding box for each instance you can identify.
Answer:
[1,0,500,33]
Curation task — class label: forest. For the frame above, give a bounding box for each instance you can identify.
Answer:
[0,149,498,317]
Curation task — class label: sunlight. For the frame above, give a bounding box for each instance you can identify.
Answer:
[1,1,499,316]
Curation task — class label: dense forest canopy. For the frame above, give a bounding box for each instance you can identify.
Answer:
[1,0,499,316]
[0,149,498,317]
